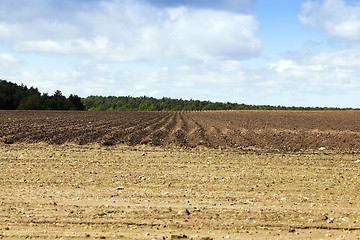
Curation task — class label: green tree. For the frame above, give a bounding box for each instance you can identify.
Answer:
[66,94,85,110]
[18,95,43,110]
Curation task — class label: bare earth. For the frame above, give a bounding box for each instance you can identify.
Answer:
[2,110,360,151]
[1,110,360,239]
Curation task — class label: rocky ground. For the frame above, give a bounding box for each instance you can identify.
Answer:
[1,143,360,239]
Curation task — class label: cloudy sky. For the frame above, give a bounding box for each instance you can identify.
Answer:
[1,0,360,107]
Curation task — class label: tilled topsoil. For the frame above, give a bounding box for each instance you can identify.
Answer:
[1,110,360,239]
[1,110,360,151]
[1,143,360,239]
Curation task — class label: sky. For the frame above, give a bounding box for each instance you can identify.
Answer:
[1,0,360,108]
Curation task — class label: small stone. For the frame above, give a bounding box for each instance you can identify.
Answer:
[117,186,124,190]
[171,234,188,239]
[177,208,190,216]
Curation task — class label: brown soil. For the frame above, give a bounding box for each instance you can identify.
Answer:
[1,110,360,151]
[1,143,360,239]
[1,110,360,239]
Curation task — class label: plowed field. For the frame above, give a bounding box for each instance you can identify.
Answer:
[1,110,360,151]
[1,110,360,239]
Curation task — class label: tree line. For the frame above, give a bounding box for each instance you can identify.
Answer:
[82,95,353,111]
[1,79,356,111]
[0,79,84,110]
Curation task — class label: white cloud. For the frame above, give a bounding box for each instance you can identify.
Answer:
[299,0,360,41]
[0,53,23,77]
[0,22,14,38]
[16,40,65,53]
[148,0,257,12]
[7,49,360,107]
[312,50,360,67]
[0,53,20,64]
[0,0,261,61]
[15,36,111,57]
[166,7,261,60]
[219,60,243,72]
[17,70,82,95]
[125,61,247,100]
[268,60,299,73]
[266,49,360,93]
[0,0,262,102]
[295,0,360,105]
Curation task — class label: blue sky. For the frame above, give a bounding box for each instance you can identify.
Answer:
[1,0,360,107]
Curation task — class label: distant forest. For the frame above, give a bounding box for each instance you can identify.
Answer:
[0,79,356,111]
[0,80,84,110]
[82,95,354,111]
